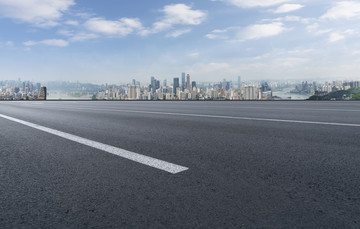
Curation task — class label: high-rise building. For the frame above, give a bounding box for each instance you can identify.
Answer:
[191,81,196,89]
[244,86,257,100]
[237,76,241,89]
[181,72,186,90]
[128,85,140,100]
[38,86,47,100]
[225,81,230,91]
[173,77,179,96]
[261,82,270,92]
[156,80,160,90]
[186,74,191,90]
[151,76,156,93]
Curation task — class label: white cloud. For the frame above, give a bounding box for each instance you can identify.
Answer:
[0,0,74,26]
[306,23,333,35]
[263,16,312,23]
[23,41,38,46]
[65,20,79,26]
[316,29,333,36]
[143,4,206,35]
[321,1,360,20]
[166,28,192,38]
[69,33,99,42]
[205,23,287,41]
[328,32,345,42]
[84,17,143,36]
[23,39,69,47]
[327,29,357,42]
[218,0,291,8]
[0,40,14,48]
[41,39,68,46]
[306,23,319,32]
[212,29,228,33]
[240,22,286,40]
[205,27,236,39]
[57,29,73,36]
[205,33,228,39]
[273,4,304,13]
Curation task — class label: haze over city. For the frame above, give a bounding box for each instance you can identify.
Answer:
[1,0,360,83]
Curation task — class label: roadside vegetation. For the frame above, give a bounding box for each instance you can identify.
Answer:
[308,88,360,100]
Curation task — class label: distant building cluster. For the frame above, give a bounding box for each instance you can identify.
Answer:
[0,80,46,100]
[291,80,360,96]
[1,76,359,101]
[96,74,274,101]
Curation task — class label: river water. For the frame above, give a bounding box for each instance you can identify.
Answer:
[272,88,311,100]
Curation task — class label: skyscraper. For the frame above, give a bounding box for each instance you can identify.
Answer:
[237,76,241,89]
[181,72,185,90]
[38,86,47,100]
[186,74,191,90]
[173,77,179,96]
[191,81,196,89]
[151,76,156,93]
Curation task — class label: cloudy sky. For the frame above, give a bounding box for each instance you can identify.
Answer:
[0,0,360,83]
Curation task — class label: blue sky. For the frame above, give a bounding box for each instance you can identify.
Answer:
[0,0,360,84]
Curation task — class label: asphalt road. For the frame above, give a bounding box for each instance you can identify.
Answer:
[0,101,360,228]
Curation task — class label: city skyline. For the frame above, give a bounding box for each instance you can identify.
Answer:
[1,0,360,83]
[1,76,359,101]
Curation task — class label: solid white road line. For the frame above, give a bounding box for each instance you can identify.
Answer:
[0,114,188,174]
[29,106,360,128]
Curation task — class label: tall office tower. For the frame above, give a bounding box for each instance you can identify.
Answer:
[156,80,160,90]
[186,74,191,90]
[181,72,186,90]
[222,79,226,89]
[173,77,180,96]
[225,81,230,91]
[191,81,196,89]
[38,86,47,100]
[237,76,241,89]
[163,79,167,87]
[151,76,156,93]
[132,79,136,85]
[313,81,317,91]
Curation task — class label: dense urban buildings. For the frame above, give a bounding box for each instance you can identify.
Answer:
[1,75,360,101]
[93,75,360,101]
[0,80,44,100]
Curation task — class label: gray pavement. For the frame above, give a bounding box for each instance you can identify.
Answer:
[0,101,360,228]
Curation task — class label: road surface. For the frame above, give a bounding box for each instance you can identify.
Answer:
[1,101,359,228]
